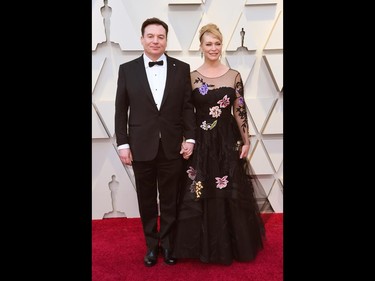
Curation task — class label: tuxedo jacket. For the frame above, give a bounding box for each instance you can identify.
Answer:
[115,54,196,161]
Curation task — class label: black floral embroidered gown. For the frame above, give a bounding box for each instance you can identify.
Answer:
[173,69,265,265]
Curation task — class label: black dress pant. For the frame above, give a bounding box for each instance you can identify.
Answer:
[132,140,183,251]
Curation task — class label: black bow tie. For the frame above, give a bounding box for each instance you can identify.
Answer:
[149,60,163,67]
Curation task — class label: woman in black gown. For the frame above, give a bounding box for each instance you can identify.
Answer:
[174,23,265,265]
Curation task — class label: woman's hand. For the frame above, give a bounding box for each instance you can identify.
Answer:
[180,142,194,159]
[239,144,250,159]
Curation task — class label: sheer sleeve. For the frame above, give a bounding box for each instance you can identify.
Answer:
[233,72,250,146]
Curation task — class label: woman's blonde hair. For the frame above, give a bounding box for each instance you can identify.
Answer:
[199,23,223,43]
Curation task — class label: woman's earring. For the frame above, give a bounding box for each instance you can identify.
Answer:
[201,52,203,58]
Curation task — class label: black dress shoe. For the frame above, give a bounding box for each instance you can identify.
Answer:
[161,247,177,265]
[144,248,158,267]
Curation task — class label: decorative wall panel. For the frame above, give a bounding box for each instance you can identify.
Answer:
[92,0,283,219]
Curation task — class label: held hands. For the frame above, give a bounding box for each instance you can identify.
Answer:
[118,148,133,166]
[180,142,194,160]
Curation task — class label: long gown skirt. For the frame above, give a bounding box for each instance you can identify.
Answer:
[173,157,265,265]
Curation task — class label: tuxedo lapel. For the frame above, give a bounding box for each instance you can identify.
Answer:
[135,56,157,107]
[161,56,177,108]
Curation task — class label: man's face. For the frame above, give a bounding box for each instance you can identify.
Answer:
[141,24,167,60]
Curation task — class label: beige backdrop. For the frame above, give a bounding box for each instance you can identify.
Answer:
[92,0,283,220]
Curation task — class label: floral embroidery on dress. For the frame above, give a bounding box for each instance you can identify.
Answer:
[194,181,204,199]
[187,166,196,180]
[235,98,248,133]
[215,176,229,189]
[209,106,222,118]
[194,77,214,96]
[238,96,244,106]
[217,95,230,108]
[199,83,209,95]
[186,166,204,200]
[201,97,227,131]
[235,80,248,134]
[200,120,217,130]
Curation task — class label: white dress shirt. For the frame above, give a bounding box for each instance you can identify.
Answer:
[144,54,167,110]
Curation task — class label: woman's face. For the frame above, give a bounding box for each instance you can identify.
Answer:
[200,33,222,61]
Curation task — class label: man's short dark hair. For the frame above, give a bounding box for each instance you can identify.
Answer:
[141,17,169,37]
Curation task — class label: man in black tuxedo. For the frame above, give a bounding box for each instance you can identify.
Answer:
[114,17,196,267]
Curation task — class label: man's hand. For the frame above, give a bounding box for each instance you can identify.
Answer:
[118,148,133,166]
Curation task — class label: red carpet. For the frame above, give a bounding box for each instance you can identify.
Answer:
[92,213,283,281]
